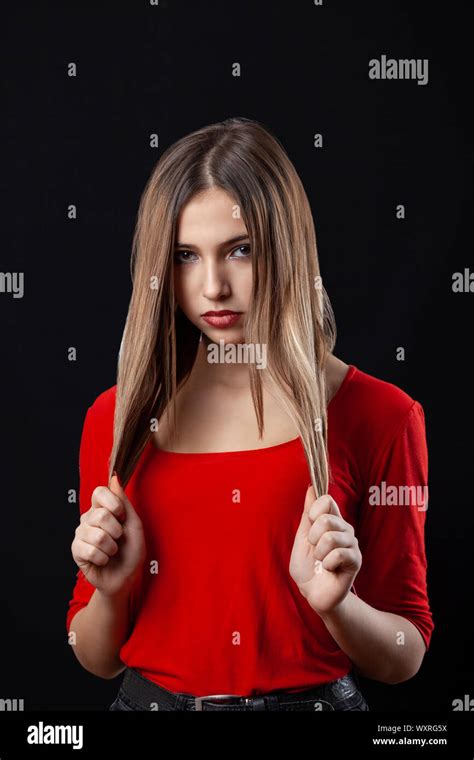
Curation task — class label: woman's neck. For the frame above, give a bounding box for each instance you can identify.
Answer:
[188,340,347,401]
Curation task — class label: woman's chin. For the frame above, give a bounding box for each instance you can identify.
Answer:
[202,328,247,345]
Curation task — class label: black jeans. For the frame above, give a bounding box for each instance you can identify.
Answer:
[109,667,370,711]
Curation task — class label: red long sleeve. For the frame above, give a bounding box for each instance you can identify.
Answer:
[352,401,433,648]
[66,399,114,633]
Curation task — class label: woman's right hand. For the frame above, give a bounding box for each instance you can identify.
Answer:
[71,474,146,597]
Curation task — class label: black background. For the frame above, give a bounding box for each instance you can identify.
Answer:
[1,0,472,711]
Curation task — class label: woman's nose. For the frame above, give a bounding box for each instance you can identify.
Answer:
[201,262,231,300]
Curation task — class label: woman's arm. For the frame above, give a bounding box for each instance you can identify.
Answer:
[317,591,427,684]
[291,400,433,685]
[291,495,428,684]
[68,585,132,680]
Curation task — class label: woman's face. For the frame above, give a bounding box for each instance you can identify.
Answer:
[173,186,252,343]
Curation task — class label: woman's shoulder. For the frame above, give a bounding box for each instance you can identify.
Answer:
[332,364,427,491]
[83,384,117,432]
[347,364,420,415]
[333,363,425,450]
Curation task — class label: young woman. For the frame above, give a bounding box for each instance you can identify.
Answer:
[66,117,434,711]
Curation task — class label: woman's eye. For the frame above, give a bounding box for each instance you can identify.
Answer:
[174,245,251,264]
[174,250,197,264]
[230,244,251,258]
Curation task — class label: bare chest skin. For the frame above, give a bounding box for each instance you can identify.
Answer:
[153,381,300,453]
[152,355,349,454]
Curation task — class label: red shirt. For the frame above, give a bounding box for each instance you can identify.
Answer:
[66,364,434,695]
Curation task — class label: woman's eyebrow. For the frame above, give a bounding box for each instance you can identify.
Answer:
[174,234,250,249]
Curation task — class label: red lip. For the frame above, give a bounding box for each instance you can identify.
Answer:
[202,312,243,328]
[201,310,241,316]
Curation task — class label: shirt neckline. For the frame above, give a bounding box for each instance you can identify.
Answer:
[149,364,357,457]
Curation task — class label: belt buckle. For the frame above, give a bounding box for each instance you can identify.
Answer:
[194,693,247,711]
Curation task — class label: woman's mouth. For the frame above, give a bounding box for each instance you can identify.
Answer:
[201,311,243,328]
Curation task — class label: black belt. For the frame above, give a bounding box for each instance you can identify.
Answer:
[117,667,362,711]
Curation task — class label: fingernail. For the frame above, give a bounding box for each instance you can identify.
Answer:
[113,470,123,488]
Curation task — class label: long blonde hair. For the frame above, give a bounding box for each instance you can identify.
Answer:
[108,117,337,497]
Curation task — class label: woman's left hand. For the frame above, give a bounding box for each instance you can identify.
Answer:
[289,485,362,615]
